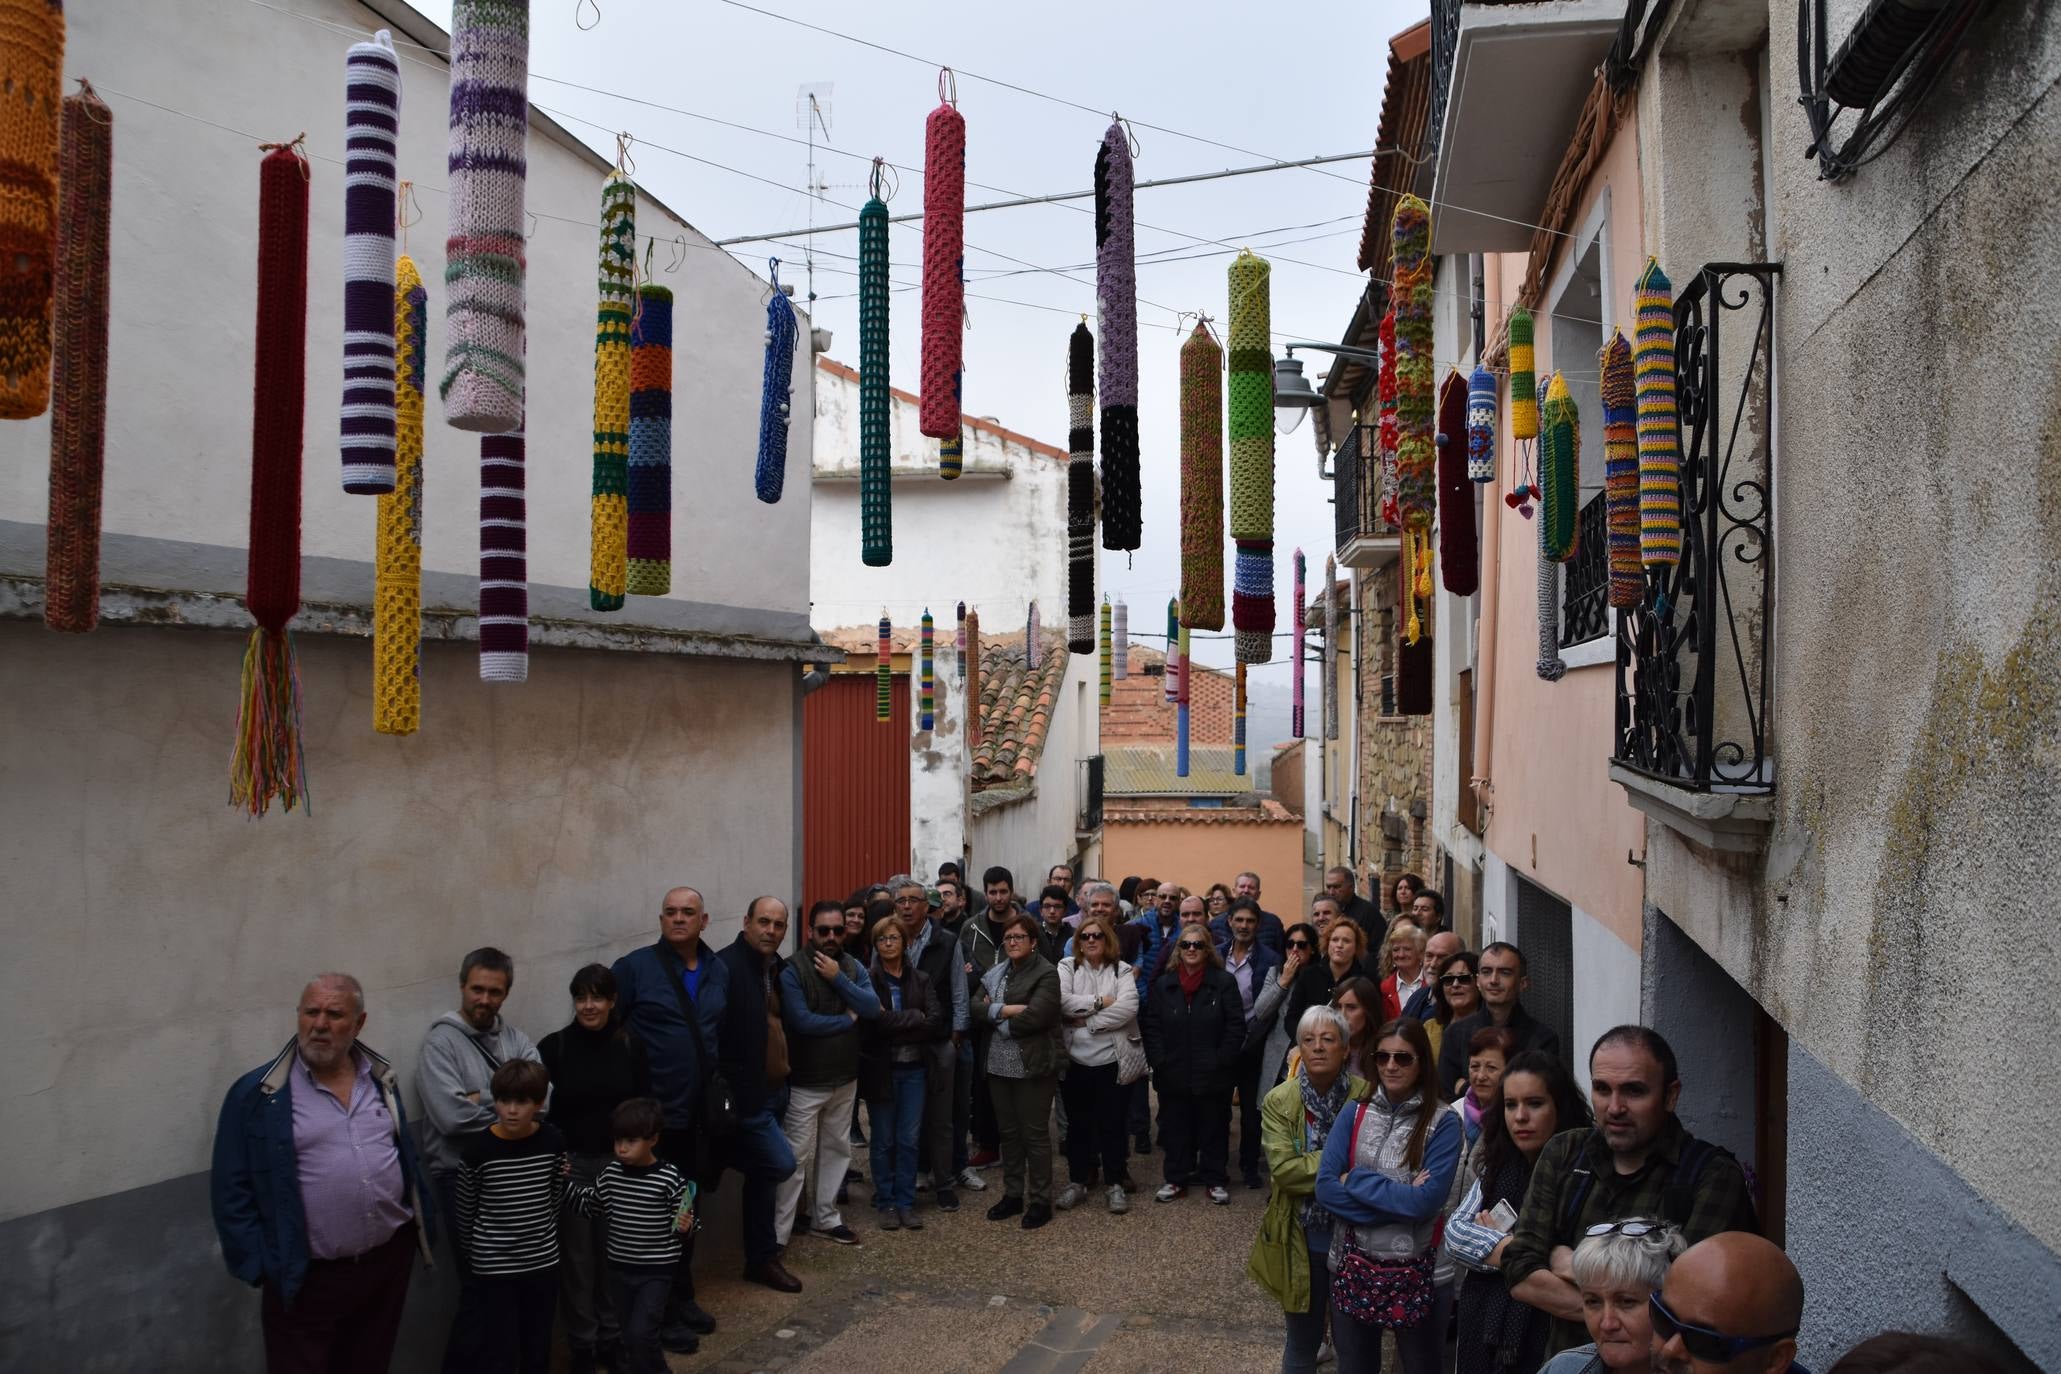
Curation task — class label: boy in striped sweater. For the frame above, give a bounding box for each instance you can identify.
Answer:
[568,1097,697,1374]
[446,1059,567,1373]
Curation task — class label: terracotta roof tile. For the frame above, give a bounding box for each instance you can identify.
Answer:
[972,631,1070,789]
[1356,22,1434,274]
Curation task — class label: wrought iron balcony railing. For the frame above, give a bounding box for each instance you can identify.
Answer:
[1427,0,1462,167]
[1331,423,1397,564]
[1614,264,1781,793]
[1076,753,1104,832]
[1560,491,1611,649]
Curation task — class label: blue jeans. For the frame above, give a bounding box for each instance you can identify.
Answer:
[1282,1245,1331,1374]
[870,1063,927,1210]
[609,1266,673,1374]
[716,1105,797,1267]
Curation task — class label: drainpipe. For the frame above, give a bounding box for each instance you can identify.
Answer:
[1470,254,1505,834]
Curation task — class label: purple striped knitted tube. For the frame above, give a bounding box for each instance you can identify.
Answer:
[339,29,400,493]
[1095,120,1139,550]
[479,428,527,681]
[442,0,528,433]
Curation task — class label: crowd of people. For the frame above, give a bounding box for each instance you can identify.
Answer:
[212,864,2009,1374]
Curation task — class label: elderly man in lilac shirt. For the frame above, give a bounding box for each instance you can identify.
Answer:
[213,974,437,1373]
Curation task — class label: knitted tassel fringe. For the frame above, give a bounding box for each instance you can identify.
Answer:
[1232,542,1274,664]
[918,93,965,439]
[479,428,528,682]
[231,628,312,817]
[1290,549,1305,737]
[1067,323,1096,651]
[1228,251,1274,664]
[1026,600,1040,671]
[859,192,892,560]
[1635,259,1682,567]
[625,284,672,595]
[339,29,401,494]
[920,610,935,732]
[374,255,426,735]
[1162,598,1179,704]
[1541,372,1580,563]
[441,0,527,432]
[44,82,110,634]
[1467,365,1497,484]
[1179,321,1225,630]
[1437,370,1478,596]
[1095,120,1139,550]
[1536,380,1566,682]
[1112,600,1128,679]
[1378,310,1399,529]
[1234,662,1248,776]
[1175,623,1190,778]
[1601,330,1642,606]
[1507,309,1538,441]
[876,613,892,722]
[756,262,797,504]
[1099,598,1112,706]
[965,608,981,745]
[0,0,62,420]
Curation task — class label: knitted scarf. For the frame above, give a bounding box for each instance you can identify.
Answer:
[339,29,401,494]
[1179,321,1225,629]
[1067,323,1096,651]
[625,284,673,594]
[1177,961,1205,1002]
[441,0,528,432]
[1634,259,1681,567]
[1228,251,1274,664]
[1437,369,1478,596]
[0,0,62,420]
[479,428,528,682]
[1297,1064,1353,1235]
[374,255,426,735]
[43,80,109,634]
[1601,330,1641,606]
[589,173,634,611]
[918,87,964,440]
[756,261,797,504]
[1095,120,1139,550]
[859,183,891,560]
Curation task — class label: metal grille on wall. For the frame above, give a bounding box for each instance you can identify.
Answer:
[1560,492,1611,648]
[1514,875,1576,1063]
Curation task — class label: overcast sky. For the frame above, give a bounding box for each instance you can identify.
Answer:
[408,0,1421,747]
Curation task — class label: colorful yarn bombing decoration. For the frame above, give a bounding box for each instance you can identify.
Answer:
[1323,556,1339,742]
[939,410,962,478]
[1095,119,1139,551]
[232,144,313,817]
[858,176,892,559]
[339,29,401,494]
[1541,372,1580,564]
[374,255,427,736]
[956,600,967,677]
[0,0,62,420]
[1507,308,1538,441]
[1290,548,1305,737]
[43,80,110,635]
[625,284,672,595]
[1026,600,1040,671]
[1099,598,1112,706]
[1112,599,1128,679]
[1163,598,1180,704]
[1233,663,1248,776]
[965,608,981,745]
[917,75,964,440]
[1227,251,1275,664]
[480,428,528,681]
[588,173,634,611]
[1179,320,1225,630]
[441,0,527,432]
[1067,322,1097,651]
[1437,370,1478,597]
[1601,330,1642,606]
[1392,196,1436,644]
[1467,365,1497,484]
[1175,622,1191,778]
[757,258,798,504]
[1377,309,1399,528]
[920,610,935,732]
[1535,378,1566,683]
[876,613,892,722]
[1634,259,1682,568]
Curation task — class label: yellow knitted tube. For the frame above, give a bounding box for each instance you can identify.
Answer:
[374,256,426,736]
[0,0,63,419]
[589,173,634,612]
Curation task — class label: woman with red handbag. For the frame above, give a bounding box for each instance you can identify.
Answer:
[1314,1017,1462,1374]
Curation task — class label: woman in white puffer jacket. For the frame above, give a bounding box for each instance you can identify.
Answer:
[1055,910,1141,1215]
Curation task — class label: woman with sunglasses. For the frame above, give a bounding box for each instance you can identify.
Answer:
[1444,1050,1593,1374]
[1314,1018,1460,1374]
[1142,924,1245,1205]
[1249,922,1319,1096]
[1424,950,1480,1071]
[1284,920,1369,1063]
[1054,912,1140,1214]
[971,911,1064,1229]
[1537,1218,1685,1373]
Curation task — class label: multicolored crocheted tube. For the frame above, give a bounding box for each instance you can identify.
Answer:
[918,97,965,439]
[340,29,401,494]
[588,174,634,611]
[1378,310,1399,528]
[0,0,62,420]
[956,600,966,677]
[1112,600,1128,680]
[626,284,673,595]
[1634,259,1681,567]
[1601,330,1642,606]
[1163,598,1180,704]
[479,428,528,682]
[1507,308,1538,441]
[939,407,962,479]
[1542,372,1580,563]
[1234,662,1248,776]
[1437,370,1478,596]
[1290,549,1305,737]
[1026,600,1041,670]
[757,268,797,504]
[964,608,981,745]
[442,0,527,432]
[1535,379,1566,683]
[1323,556,1338,742]
[1233,542,1275,664]
[44,82,109,635]
[1228,251,1274,664]
[920,610,935,732]
[1179,321,1225,630]
[1067,323,1096,651]
[1099,599,1112,706]
[1095,121,1139,551]
[375,256,426,736]
[877,614,892,722]
[1175,622,1191,778]
[1393,196,1437,642]
[859,194,892,559]
[1467,364,1497,484]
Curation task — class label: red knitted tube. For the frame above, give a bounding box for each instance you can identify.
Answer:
[1436,370,1478,596]
[44,84,112,633]
[247,146,309,633]
[918,99,965,439]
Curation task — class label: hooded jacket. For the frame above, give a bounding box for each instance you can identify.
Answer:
[416,1010,543,1175]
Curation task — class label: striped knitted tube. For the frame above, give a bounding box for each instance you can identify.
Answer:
[1233,543,1274,664]
[1228,251,1274,664]
[877,614,892,722]
[859,193,892,558]
[1508,309,1538,441]
[1099,599,1112,706]
[1067,323,1096,651]
[441,0,527,432]
[1536,379,1566,682]
[374,256,426,735]
[1290,549,1305,737]
[756,270,798,504]
[1234,662,1248,776]
[1378,310,1399,528]
[339,29,401,494]
[918,97,965,439]
[1541,372,1580,563]
[1467,364,1497,484]
[588,174,634,610]
[625,285,673,595]
[0,0,61,421]
[1026,600,1040,671]
[1175,623,1190,778]
[1323,557,1338,742]
[956,600,966,677]
[479,428,528,682]
[43,81,109,634]
[1163,598,1179,704]
[939,408,963,478]
[1095,121,1139,551]
[920,610,935,732]
[965,608,981,745]
[1601,331,1642,606]
[1437,370,1478,596]
[1179,322,1225,630]
[1634,259,1682,567]
[1112,600,1128,679]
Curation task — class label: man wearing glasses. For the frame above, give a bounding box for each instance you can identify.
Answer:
[1647,1232,1806,1374]
[1503,1026,1761,1355]
[1403,930,1465,1021]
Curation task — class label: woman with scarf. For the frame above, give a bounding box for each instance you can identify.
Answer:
[1142,922,1246,1205]
[1315,1017,1462,1374]
[971,910,1064,1230]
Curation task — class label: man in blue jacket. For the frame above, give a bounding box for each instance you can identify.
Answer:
[211,973,436,1374]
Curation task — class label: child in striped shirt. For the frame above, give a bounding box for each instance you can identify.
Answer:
[567,1097,696,1374]
[446,1059,567,1374]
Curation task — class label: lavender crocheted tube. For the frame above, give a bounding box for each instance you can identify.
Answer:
[339,29,400,493]
[1095,121,1139,551]
[441,0,528,433]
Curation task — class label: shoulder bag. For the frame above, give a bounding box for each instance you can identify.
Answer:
[1329,1103,1436,1329]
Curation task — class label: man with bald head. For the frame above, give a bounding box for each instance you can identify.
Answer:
[1651,1232,1808,1374]
[212,974,437,1372]
[711,896,803,1293]
[1403,929,1465,1020]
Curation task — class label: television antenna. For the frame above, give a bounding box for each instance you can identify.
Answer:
[795,83,833,308]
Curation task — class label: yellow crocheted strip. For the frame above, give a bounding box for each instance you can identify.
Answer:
[374,256,425,736]
[0,0,64,419]
[589,173,634,611]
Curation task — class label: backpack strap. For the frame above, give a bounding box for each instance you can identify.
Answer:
[1558,1131,1599,1237]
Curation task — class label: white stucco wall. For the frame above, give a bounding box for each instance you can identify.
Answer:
[1571,903,1641,1068]
[909,628,970,879]
[971,651,1100,886]
[1429,256,1488,903]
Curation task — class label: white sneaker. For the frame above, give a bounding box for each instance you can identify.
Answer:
[1316,1338,1334,1365]
[1208,1185,1231,1205]
[915,1171,933,1191]
[1154,1182,1185,1203]
[1107,1184,1129,1214]
[957,1167,989,1191]
[1054,1182,1088,1210]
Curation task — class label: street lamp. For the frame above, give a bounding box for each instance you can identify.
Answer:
[1274,342,1384,435]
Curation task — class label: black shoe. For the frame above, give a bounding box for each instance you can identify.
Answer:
[1243,1169,1263,1189]
[1021,1203,1052,1230]
[659,1323,700,1354]
[934,1185,960,1212]
[671,1299,717,1335]
[835,1184,850,1206]
[1133,1133,1153,1155]
[794,1213,811,1234]
[569,1348,601,1374]
[744,1258,804,1293]
[986,1195,1024,1221]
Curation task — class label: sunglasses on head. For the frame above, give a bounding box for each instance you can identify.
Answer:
[1373,1050,1416,1066]
[1647,1292,1796,1364]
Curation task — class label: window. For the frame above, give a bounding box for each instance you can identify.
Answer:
[1513,876,1575,1060]
[1543,190,1614,662]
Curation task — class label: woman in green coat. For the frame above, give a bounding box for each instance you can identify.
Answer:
[1249,1003,1371,1374]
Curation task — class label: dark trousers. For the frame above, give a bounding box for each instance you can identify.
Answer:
[1127,1075,1152,1139]
[609,1267,675,1374]
[1059,1059,1129,1185]
[1235,1046,1266,1174]
[709,1105,793,1268]
[988,1072,1057,1206]
[1160,1087,1232,1187]
[431,1172,470,1280]
[919,1038,958,1181]
[951,1037,974,1171]
[445,1266,557,1374]
[260,1222,416,1374]
[970,1038,1001,1153]
[559,1153,617,1352]
[656,1125,702,1314]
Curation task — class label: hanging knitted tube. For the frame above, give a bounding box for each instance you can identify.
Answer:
[1437,369,1478,596]
[1290,549,1305,737]
[1067,322,1097,651]
[1112,599,1128,679]
[1508,308,1538,441]
[939,408,963,478]
[1323,556,1339,742]
[757,257,798,504]
[339,29,401,494]
[1467,364,1497,484]
[1095,119,1139,550]
[956,600,967,676]
[1378,309,1399,528]
[43,81,110,634]
[588,172,634,611]
[1602,330,1642,606]
[1026,600,1041,671]
[441,0,527,432]
[965,608,982,745]
[1392,196,1436,643]
[1635,259,1682,567]
[1180,320,1225,630]
[232,144,313,817]
[876,613,892,722]
[1163,598,1180,704]
[1536,378,1566,682]
[374,255,426,735]
[0,0,62,420]
[1234,663,1248,777]
[1227,251,1275,664]
[920,609,935,731]
[858,173,892,559]
[1541,372,1580,563]
[625,283,673,595]
[918,72,964,439]
[480,427,528,683]
[1099,598,1112,706]
[1175,622,1191,778]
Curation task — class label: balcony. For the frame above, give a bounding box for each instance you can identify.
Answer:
[1076,753,1104,834]
[1330,423,1400,570]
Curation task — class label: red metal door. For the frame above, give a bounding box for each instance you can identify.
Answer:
[803,674,911,906]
